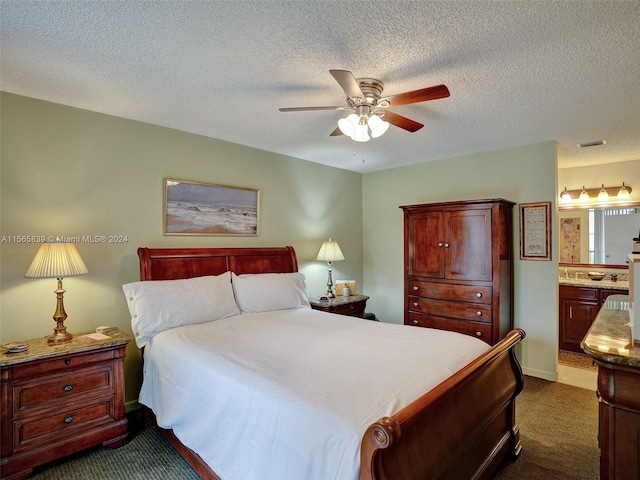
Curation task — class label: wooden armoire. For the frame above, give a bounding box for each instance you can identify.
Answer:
[400,198,515,345]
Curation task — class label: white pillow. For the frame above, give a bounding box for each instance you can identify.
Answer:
[231,272,311,313]
[123,271,240,348]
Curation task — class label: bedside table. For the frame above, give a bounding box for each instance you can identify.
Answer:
[1,328,131,480]
[309,294,369,318]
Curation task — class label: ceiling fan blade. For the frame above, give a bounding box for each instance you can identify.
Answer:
[378,110,424,132]
[279,106,345,112]
[384,84,450,107]
[330,69,365,101]
[329,126,343,137]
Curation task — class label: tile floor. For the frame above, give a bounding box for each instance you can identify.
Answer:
[557,363,597,391]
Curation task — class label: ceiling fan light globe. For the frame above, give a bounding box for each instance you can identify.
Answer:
[352,123,370,142]
[338,118,354,136]
[338,113,359,136]
[368,115,390,138]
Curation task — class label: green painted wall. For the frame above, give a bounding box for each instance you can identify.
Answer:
[362,142,560,380]
[0,93,363,406]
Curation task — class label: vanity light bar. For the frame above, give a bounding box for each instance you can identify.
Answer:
[559,183,632,203]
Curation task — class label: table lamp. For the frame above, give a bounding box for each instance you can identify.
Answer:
[25,242,89,346]
[316,237,344,298]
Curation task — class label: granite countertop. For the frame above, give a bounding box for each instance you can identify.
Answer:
[0,327,131,366]
[581,294,639,367]
[558,278,629,290]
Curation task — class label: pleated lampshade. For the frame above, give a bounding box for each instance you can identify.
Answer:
[316,238,345,262]
[25,243,89,278]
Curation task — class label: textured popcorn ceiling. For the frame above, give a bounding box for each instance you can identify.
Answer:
[1,1,639,173]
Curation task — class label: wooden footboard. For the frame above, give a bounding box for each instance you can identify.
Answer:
[361,328,525,480]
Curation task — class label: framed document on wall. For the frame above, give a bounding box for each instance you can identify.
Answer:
[520,202,551,261]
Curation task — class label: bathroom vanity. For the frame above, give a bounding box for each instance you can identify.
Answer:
[559,276,628,352]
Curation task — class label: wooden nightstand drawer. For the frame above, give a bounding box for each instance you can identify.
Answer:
[15,399,114,449]
[332,301,366,317]
[15,365,113,414]
[11,349,116,381]
[408,296,492,323]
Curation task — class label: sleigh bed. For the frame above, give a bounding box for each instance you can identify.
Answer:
[130,246,525,480]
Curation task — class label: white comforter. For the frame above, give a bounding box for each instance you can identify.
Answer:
[139,308,490,480]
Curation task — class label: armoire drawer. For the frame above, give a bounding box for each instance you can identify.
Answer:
[408,296,493,323]
[407,313,492,341]
[409,280,492,304]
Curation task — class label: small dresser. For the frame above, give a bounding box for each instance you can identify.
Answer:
[309,294,369,318]
[1,328,131,480]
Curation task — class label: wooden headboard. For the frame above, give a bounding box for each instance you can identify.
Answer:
[137,246,299,281]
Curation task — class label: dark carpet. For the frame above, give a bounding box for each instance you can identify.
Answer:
[30,376,599,479]
[493,376,599,480]
[30,426,200,480]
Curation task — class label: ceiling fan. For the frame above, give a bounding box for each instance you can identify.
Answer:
[279,69,450,142]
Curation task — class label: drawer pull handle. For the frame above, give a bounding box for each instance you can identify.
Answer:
[476,311,482,316]
[413,320,419,326]
[64,416,73,424]
[444,243,449,248]
[476,331,482,337]
[413,302,419,307]
[63,385,73,392]
[437,242,444,247]
[412,286,419,291]
[476,292,482,298]
[64,359,71,365]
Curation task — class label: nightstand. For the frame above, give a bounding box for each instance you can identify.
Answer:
[1,328,131,480]
[309,294,369,318]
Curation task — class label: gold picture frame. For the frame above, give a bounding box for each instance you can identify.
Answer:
[164,178,259,236]
[520,202,551,261]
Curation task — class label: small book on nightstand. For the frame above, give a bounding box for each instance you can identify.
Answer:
[78,332,111,343]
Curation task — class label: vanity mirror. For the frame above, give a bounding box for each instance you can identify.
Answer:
[559,201,640,268]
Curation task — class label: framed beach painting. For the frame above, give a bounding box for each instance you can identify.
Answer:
[164,179,259,236]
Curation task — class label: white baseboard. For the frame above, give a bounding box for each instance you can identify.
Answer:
[522,366,557,382]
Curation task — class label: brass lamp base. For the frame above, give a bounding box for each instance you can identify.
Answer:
[47,278,73,346]
[47,330,73,346]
